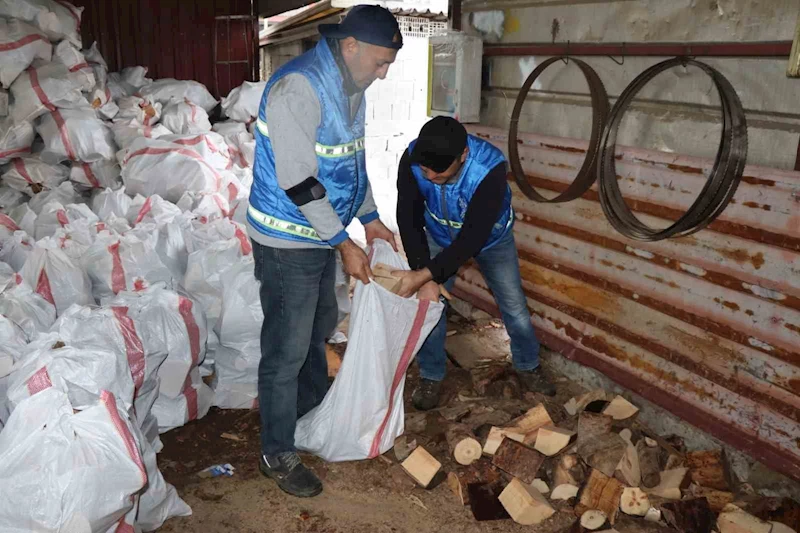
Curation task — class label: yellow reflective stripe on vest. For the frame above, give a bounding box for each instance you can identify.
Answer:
[256,119,364,159]
[248,205,322,241]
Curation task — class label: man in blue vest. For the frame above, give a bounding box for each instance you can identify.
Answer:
[394,116,556,410]
[248,5,401,497]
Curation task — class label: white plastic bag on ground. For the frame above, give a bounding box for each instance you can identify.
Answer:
[0,18,51,89]
[221,81,266,123]
[136,425,192,530]
[91,186,131,221]
[9,62,85,124]
[107,286,208,400]
[122,137,221,202]
[36,106,117,163]
[70,158,121,189]
[0,117,35,164]
[212,345,258,409]
[20,236,94,315]
[0,388,146,532]
[0,271,56,337]
[84,231,173,300]
[160,98,211,134]
[150,366,213,432]
[139,78,217,112]
[110,119,171,150]
[0,0,83,47]
[0,155,69,196]
[294,240,444,462]
[116,94,162,125]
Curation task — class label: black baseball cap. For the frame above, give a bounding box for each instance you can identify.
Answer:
[410,116,468,172]
[319,5,403,50]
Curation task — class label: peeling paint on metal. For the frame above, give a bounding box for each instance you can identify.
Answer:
[627,246,655,259]
[749,338,775,351]
[679,262,707,277]
[743,283,787,301]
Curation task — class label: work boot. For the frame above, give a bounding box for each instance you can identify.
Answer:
[517,367,557,397]
[260,452,322,498]
[412,378,442,411]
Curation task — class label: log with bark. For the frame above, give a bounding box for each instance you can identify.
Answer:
[445,423,482,466]
[483,426,526,455]
[661,497,715,533]
[579,432,628,478]
[684,486,735,513]
[576,469,625,525]
[636,439,661,488]
[685,449,732,491]
[577,412,614,446]
[553,453,587,487]
[492,438,545,484]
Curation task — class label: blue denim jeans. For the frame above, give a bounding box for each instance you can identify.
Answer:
[252,241,337,456]
[416,230,540,381]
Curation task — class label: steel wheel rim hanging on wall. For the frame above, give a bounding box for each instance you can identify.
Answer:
[509,56,609,203]
[597,57,748,241]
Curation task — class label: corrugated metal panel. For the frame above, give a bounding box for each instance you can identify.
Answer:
[460,125,800,481]
[73,0,257,98]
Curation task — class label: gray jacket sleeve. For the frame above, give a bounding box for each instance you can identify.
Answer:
[266,74,347,243]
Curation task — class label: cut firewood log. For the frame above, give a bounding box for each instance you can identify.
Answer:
[499,478,556,526]
[483,426,526,455]
[685,449,732,491]
[492,438,545,484]
[643,467,689,500]
[718,504,773,533]
[401,446,441,488]
[551,484,580,501]
[372,263,403,293]
[615,440,641,487]
[535,426,576,457]
[620,487,650,516]
[532,479,550,494]
[738,496,800,532]
[577,412,614,446]
[602,396,639,421]
[576,469,624,525]
[438,404,471,422]
[685,486,735,513]
[661,497,715,533]
[553,453,586,487]
[565,389,608,416]
[510,403,553,432]
[471,364,511,396]
[636,439,661,488]
[578,432,628,478]
[447,459,502,506]
[580,509,609,530]
[445,423,482,466]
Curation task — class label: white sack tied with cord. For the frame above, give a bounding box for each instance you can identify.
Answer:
[116,94,162,125]
[34,201,98,240]
[19,236,93,315]
[161,98,212,134]
[0,0,83,47]
[6,202,36,235]
[0,117,35,164]
[36,106,117,163]
[138,78,218,112]
[51,40,95,92]
[107,65,151,100]
[0,17,51,89]
[0,388,146,533]
[9,62,85,124]
[0,271,55,338]
[121,136,222,203]
[0,154,69,196]
[28,180,82,214]
[160,131,232,170]
[70,158,121,189]
[221,81,266,123]
[110,118,171,150]
[294,240,444,462]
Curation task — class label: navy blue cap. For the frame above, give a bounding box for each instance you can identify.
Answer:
[319,5,403,50]
[410,117,468,172]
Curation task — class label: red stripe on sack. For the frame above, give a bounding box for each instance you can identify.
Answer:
[81,162,100,188]
[28,67,56,112]
[107,242,126,294]
[26,366,53,395]
[101,390,147,484]
[0,214,20,232]
[226,182,238,203]
[36,269,55,306]
[133,197,152,225]
[143,126,152,138]
[178,297,201,366]
[212,195,229,218]
[234,227,252,255]
[185,98,197,123]
[368,299,430,458]
[125,147,222,191]
[51,110,78,161]
[133,278,146,291]
[13,273,22,285]
[182,373,199,422]
[0,33,48,52]
[0,147,31,160]
[104,87,111,104]
[54,0,81,28]
[96,222,106,232]
[56,209,69,226]
[12,158,33,184]
[68,62,90,72]
[112,306,146,392]
[115,517,135,533]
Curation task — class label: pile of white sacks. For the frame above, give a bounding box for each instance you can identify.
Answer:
[0,1,299,531]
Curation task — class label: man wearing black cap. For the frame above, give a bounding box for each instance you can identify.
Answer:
[394,117,556,410]
[248,5,402,497]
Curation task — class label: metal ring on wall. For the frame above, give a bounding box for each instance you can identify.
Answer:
[509,56,610,203]
[597,57,748,241]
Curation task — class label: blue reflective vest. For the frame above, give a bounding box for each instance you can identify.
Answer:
[410,134,513,251]
[248,39,368,244]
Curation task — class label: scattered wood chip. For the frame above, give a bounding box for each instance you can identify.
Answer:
[551,484,579,501]
[220,433,244,442]
[531,478,550,494]
[620,487,650,516]
[401,447,441,488]
[499,478,555,526]
[407,494,428,511]
[644,507,662,523]
[602,396,639,421]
